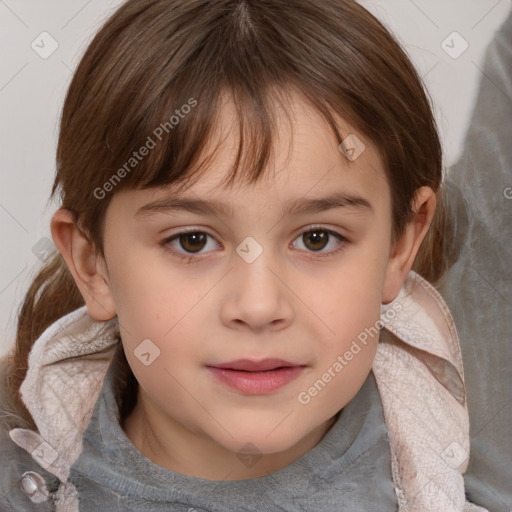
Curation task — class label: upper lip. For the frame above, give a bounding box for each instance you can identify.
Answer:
[208,358,303,372]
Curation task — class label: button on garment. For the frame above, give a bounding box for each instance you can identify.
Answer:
[19,471,49,504]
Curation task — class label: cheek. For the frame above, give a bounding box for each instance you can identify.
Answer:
[303,247,386,343]
[120,305,204,422]
[107,245,205,336]
[106,249,210,387]
[298,302,381,415]
[295,251,386,410]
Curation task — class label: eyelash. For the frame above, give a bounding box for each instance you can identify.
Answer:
[160,225,348,263]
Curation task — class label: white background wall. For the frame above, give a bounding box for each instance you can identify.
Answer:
[1,0,511,357]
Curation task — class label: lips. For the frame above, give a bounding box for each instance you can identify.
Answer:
[211,358,299,372]
[206,359,306,394]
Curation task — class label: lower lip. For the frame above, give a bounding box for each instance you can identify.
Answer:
[207,366,305,394]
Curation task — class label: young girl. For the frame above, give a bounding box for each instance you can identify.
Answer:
[0,0,487,510]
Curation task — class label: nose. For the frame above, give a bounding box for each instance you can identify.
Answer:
[220,247,294,333]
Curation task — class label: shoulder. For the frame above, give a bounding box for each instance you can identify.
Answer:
[0,359,55,511]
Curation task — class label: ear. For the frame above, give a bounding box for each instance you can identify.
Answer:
[382,186,437,304]
[50,208,116,321]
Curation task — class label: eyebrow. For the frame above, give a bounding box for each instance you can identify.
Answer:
[134,191,373,219]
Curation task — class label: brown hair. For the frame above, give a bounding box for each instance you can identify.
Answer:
[4,0,453,427]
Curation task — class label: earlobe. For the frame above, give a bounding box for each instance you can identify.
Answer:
[382,187,437,304]
[50,208,116,321]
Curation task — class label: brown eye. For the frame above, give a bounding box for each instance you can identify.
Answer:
[161,230,221,260]
[292,227,346,256]
[178,232,207,253]
[303,230,329,251]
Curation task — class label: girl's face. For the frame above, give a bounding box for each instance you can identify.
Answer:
[101,93,397,477]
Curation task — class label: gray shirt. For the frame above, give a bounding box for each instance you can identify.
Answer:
[1,369,398,511]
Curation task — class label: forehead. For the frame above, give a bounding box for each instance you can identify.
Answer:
[112,92,390,217]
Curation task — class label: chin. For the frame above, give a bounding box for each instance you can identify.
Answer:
[214,417,313,456]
